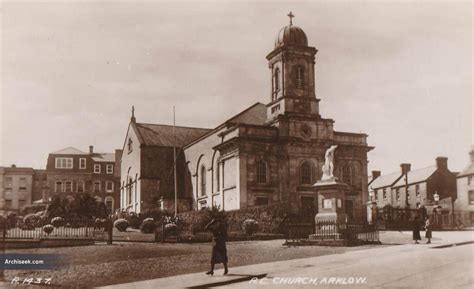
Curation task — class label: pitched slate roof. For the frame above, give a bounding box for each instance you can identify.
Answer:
[134,123,211,147]
[392,166,437,187]
[51,147,87,155]
[458,163,474,178]
[370,172,403,189]
[184,102,267,149]
[92,153,115,163]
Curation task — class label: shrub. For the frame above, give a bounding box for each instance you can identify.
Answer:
[114,218,129,232]
[23,214,43,229]
[6,212,18,229]
[139,208,163,223]
[51,217,65,228]
[242,219,259,235]
[94,218,107,229]
[126,213,141,229]
[164,223,178,235]
[140,218,156,234]
[42,224,54,235]
[21,203,47,215]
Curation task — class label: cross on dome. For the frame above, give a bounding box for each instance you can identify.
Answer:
[288,11,295,25]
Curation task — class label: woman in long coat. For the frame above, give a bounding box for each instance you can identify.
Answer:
[425,217,432,244]
[413,216,421,244]
[204,218,229,276]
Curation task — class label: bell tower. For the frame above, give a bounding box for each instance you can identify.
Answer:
[266,12,319,122]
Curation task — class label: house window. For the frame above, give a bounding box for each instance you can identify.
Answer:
[55,181,63,192]
[19,177,27,190]
[4,191,12,200]
[5,200,12,208]
[19,200,27,208]
[256,161,267,183]
[65,181,72,192]
[94,164,101,174]
[296,66,305,88]
[200,166,206,196]
[79,158,86,169]
[300,162,312,185]
[255,197,269,206]
[415,184,420,197]
[106,164,114,174]
[128,138,133,154]
[469,176,474,186]
[4,177,12,189]
[55,157,73,169]
[106,181,114,192]
[383,188,387,199]
[396,189,400,201]
[93,181,101,193]
[77,181,85,193]
[105,196,114,214]
[468,191,474,205]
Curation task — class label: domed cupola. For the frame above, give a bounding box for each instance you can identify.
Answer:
[274,12,308,48]
[266,12,319,122]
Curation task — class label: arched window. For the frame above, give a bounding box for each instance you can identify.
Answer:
[300,162,312,185]
[200,166,206,196]
[296,66,304,88]
[127,177,133,205]
[256,161,267,183]
[274,68,280,92]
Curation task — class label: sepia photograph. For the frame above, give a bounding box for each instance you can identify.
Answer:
[0,0,472,288]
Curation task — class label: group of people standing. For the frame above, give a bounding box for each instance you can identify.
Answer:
[413,216,433,244]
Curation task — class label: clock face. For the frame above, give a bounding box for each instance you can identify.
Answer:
[301,124,312,138]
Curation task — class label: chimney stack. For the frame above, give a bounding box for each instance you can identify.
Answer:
[436,156,448,170]
[372,171,381,179]
[400,163,411,175]
[89,145,94,154]
[11,164,16,168]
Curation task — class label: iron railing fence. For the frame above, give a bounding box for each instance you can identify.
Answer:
[1,217,112,242]
[286,221,379,244]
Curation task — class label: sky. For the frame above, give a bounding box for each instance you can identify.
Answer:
[1,1,472,175]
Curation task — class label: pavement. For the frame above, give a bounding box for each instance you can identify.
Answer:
[99,231,474,289]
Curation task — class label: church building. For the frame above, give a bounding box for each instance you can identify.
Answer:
[120,14,373,221]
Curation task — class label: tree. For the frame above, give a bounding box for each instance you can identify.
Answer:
[47,193,108,218]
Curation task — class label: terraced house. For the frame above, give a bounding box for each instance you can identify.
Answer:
[46,146,121,213]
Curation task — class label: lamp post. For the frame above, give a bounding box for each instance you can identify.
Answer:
[433,192,440,228]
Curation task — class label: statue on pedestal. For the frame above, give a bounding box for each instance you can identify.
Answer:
[321,145,338,181]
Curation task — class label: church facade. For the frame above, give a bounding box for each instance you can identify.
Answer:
[182,18,373,221]
[120,16,373,221]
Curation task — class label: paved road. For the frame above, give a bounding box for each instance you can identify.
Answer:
[101,231,474,289]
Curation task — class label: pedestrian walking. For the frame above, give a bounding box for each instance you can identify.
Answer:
[425,217,432,244]
[413,216,421,244]
[204,218,229,276]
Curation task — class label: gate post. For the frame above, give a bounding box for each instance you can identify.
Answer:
[107,218,113,245]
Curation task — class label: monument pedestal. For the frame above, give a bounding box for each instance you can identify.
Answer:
[309,179,350,241]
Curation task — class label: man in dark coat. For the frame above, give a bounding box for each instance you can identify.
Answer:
[204,218,229,276]
[413,216,422,244]
[424,217,432,244]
